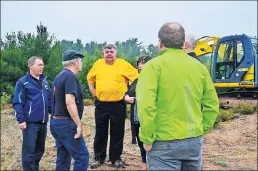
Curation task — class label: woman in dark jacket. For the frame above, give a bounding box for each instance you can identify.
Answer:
[123,56,152,170]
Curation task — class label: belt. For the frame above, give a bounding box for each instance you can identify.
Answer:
[52,116,70,120]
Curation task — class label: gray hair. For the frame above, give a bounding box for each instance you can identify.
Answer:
[62,58,80,67]
[103,44,116,50]
[158,22,185,49]
[185,33,196,49]
[28,56,43,68]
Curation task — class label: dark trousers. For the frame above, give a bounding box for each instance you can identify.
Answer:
[22,123,47,171]
[50,119,90,171]
[134,123,146,163]
[94,99,126,163]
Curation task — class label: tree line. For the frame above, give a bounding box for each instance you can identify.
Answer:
[0,23,159,100]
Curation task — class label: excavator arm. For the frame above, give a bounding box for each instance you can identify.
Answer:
[194,36,220,57]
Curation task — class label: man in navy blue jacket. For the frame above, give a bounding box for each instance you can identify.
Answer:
[13,56,51,171]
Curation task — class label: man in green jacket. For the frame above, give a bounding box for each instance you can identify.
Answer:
[136,22,219,170]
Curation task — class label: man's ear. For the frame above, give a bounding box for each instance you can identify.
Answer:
[158,39,164,50]
[72,59,78,66]
[183,41,188,50]
[158,39,162,48]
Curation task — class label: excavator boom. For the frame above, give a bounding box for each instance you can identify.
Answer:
[195,36,220,57]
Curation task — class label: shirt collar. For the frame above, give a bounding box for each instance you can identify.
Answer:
[160,48,184,55]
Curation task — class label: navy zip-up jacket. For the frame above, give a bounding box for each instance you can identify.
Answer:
[13,72,52,124]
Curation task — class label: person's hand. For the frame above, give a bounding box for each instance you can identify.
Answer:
[18,122,27,130]
[74,125,83,139]
[143,144,152,152]
[142,163,148,170]
[124,96,135,104]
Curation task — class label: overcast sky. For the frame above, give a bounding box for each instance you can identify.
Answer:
[1,1,257,47]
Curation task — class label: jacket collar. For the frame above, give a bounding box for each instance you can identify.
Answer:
[160,48,184,56]
[26,72,47,88]
[26,72,46,81]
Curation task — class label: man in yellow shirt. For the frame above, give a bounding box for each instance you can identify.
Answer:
[87,44,138,168]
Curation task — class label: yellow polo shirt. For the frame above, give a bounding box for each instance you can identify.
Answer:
[87,58,139,102]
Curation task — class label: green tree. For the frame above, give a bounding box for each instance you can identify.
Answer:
[77,49,103,99]
[1,22,58,96]
[1,22,160,101]
[44,41,63,86]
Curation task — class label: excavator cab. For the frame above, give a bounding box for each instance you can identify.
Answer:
[210,34,258,97]
[195,36,220,71]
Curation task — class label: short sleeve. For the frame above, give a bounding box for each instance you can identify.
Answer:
[87,62,97,83]
[65,74,79,98]
[122,61,139,82]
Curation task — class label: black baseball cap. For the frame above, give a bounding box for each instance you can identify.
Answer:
[62,50,84,61]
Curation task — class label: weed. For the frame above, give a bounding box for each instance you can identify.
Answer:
[219,109,235,122]
[83,99,94,106]
[232,104,256,115]
[215,161,228,167]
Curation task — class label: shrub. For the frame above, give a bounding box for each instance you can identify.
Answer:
[254,105,257,112]
[83,99,94,106]
[232,104,256,115]
[219,109,235,122]
[0,92,11,109]
[213,115,221,129]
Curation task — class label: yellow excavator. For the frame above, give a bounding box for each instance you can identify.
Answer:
[195,34,257,98]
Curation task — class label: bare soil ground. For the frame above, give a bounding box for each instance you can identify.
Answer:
[1,105,257,170]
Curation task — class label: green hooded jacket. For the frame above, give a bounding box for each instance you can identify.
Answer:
[136,48,219,145]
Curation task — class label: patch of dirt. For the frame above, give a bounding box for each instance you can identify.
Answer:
[1,105,257,170]
[202,113,257,170]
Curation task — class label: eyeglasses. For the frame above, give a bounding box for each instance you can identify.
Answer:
[105,51,114,54]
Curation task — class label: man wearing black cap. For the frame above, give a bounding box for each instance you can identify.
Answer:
[50,50,89,171]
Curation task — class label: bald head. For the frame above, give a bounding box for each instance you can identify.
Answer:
[158,22,185,49]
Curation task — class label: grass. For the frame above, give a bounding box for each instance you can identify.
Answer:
[214,103,257,128]
[219,104,256,121]
[232,104,256,115]
[84,99,94,106]
[219,109,235,122]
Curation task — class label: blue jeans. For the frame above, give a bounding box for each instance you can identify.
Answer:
[22,123,47,171]
[147,136,203,170]
[50,119,90,171]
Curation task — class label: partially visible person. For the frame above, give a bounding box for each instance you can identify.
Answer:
[13,56,52,171]
[183,33,200,61]
[124,56,152,170]
[87,44,139,169]
[136,22,219,170]
[50,50,89,171]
